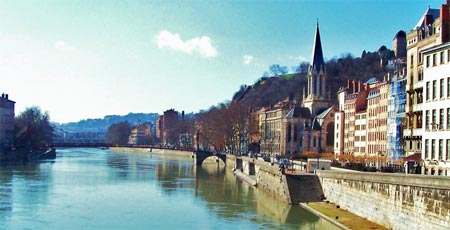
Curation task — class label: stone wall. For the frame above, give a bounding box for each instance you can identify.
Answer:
[226,155,237,170]
[318,170,450,230]
[254,160,290,203]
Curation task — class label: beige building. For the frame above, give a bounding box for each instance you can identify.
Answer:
[366,82,389,165]
[128,124,151,145]
[404,2,450,156]
[259,101,292,156]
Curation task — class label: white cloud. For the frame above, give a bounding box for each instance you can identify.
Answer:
[242,55,254,64]
[288,55,308,62]
[54,40,76,52]
[155,30,218,58]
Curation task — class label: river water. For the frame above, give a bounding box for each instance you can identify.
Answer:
[0,148,338,230]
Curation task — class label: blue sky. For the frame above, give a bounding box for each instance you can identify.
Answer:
[0,0,443,123]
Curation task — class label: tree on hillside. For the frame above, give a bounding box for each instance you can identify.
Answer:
[15,106,54,147]
[106,121,132,145]
[269,64,288,76]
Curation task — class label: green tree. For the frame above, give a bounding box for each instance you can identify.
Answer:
[14,106,54,147]
[106,121,132,145]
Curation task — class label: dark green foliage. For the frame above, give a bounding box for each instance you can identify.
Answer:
[14,106,54,147]
[106,121,132,145]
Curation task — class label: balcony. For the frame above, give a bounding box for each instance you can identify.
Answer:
[403,129,411,136]
[413,128,423,136]
[413,81,423,90]
[413,104,422,112]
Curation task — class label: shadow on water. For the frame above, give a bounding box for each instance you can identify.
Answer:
[192,161,339,229]
[0,162,53,222]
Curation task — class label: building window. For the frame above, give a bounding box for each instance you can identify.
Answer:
[440,109,444,130]
[448,77,450,97]
[441,51,445,64]
[426,81,431,101]
[425,139,429,159]
[448,108,450,129]
[426,110,430,130]
[439,139,443,160]
[441,79,445,99]
[433,53,438,66]
[447,139,450,160]
[433,80,437,100]
[432,109,437,128]
[432,139,436,159]
[426,55,430,67]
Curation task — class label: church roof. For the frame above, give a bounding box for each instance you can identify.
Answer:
[286,106,311,119]
[311,22,325,74]
[316,106,334,119]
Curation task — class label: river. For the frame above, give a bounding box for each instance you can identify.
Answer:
[0,148,338,230]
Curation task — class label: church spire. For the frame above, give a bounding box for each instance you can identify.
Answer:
[311,20,324,74]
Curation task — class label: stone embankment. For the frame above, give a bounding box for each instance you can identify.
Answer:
[317,170,450,230]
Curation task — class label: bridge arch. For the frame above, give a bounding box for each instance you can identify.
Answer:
[195,150,226,165]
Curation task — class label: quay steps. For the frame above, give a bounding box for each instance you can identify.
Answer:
[285,174,324,204]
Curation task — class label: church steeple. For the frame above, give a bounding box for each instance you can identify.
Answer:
[303,20,330,117]
[311,20,324,74]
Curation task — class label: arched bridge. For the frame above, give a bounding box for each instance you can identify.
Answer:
[195,150,226,165]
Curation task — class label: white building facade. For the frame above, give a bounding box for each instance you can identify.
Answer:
[421,42,450,176]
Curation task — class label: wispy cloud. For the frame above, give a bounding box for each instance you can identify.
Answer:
[54,40,76,52]
[242,55,254,65]
[155,30,218,58]
[288,55,308,62]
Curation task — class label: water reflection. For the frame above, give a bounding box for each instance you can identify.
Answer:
[0,148,338,230]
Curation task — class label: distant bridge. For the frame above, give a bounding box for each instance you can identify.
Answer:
[194,149,226,165]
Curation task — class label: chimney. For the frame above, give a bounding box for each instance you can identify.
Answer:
[352,80,356,94]
[5,94,8,100]
[441,3,450,43]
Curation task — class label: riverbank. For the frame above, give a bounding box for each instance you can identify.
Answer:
[300,202,388,230]
[109,147,193,158]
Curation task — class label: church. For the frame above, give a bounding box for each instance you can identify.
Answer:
[279,22,337,157]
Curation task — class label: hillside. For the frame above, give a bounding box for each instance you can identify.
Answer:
[232,49,392,108]
[54,113,160,133]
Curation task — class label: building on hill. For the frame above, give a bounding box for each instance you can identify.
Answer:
[404,1,450,158]
[128,123,151,145]
[0,93,15,148]
[393,30,407,59]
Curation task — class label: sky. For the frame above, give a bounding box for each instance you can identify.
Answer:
[0,0,444,123]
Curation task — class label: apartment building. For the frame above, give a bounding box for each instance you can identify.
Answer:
[259,101,292,156]
[421,42,450,176]
[405,2,450,156]
[366,81,389,166]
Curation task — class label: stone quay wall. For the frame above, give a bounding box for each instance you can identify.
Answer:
[253,160,291,203]
[317,170,450,230]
